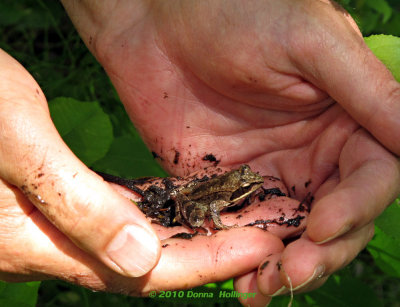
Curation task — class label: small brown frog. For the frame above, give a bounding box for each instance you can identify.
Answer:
[171,165,264,229]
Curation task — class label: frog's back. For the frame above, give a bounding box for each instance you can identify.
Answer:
[187,171,240,200]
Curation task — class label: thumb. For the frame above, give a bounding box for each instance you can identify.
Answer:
[290,2,400,155]
[0,49,160,277]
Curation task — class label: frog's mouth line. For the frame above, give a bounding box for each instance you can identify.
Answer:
[230,184,261,201]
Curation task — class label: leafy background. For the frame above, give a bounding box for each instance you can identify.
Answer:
[0,0,399,306]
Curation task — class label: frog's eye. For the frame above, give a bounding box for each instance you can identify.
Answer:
[239,165,250,174]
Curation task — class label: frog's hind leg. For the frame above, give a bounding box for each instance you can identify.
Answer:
[209,200,238,230]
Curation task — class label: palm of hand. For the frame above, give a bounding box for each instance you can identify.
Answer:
[93,0,357,200]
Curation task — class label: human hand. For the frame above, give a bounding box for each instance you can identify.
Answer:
[0,49,299,293]
[0,48,162,281]
[61,0,400,304]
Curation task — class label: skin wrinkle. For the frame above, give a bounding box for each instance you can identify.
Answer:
[105,66,182,121]
[18,214,110,289]
[346,160,399,217]
[152,4,329,112]
[178,104,343,171]
[180,75,332,131]
[339,130,395,177]
[364,83,400,148]
[185,57,324,113]
[287,7,352,83]
[195,96,327,136]
[384,82,400,114]
[99,8,338,152]
[309,114,359,177]
[110,55,324,163]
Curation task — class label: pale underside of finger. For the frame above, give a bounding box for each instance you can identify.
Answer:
[1,195,285,296]
[0,179,101,284]
[255,253,286,297]
[234,253,285,306]
[141,227,284,294]
[307,129,400,243]
[276,223,374,291]
[233,270,271,307]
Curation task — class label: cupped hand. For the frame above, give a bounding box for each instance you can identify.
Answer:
[0,50,295,293]
[62,0,400,304]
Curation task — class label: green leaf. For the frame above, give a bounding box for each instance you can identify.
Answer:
[375,199,400,238]
[48,97,113,166]
[0,281,41,307]
[92,134,167,178]
[301,275,382,307]
[367,226,400,278]
[203,279,234,290]
[367,200,400,278]
[0,3,26,26]
[365,34,400,82]
[358,11,380,34]
[268,296,293,307]
[365,0,392,23]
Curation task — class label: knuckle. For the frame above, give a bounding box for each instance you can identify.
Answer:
[383,82,400,114]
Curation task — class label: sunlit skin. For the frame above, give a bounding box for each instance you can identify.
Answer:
[0,48,307,296]
[0,0,400,306]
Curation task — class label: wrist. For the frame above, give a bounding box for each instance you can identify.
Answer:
[60,0,152,56]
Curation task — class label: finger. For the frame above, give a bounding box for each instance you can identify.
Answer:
[289,1,400,155]
[139,228,284,293]
[0,49,160,277]
[307,129,400,243]
[233,254,328,304]
[0,183,285,294]
[234,271,271,307]
[275,223,374,293]
[235,253,286,305]
[219,196,307,239]
[0,178,90,282]
[287,275,329,295]
[256,254,287,297]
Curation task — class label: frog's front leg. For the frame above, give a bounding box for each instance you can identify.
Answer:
[185,201,208,228]
[209,200,238,230]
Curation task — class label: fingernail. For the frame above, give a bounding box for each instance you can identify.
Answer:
[106,224,159,277]
[316,224,352,244]
[292,265,325,291]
